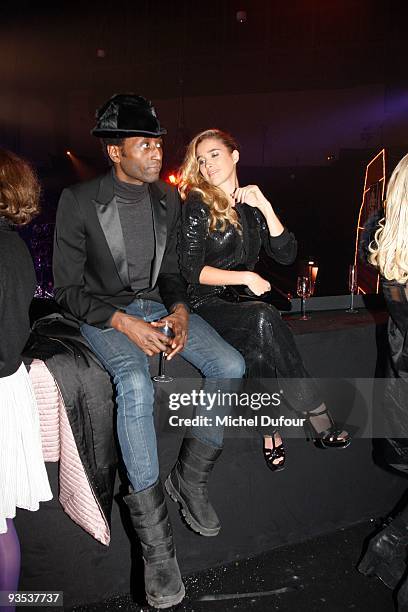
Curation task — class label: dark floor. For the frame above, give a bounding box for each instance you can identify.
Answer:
[69,520,399,612]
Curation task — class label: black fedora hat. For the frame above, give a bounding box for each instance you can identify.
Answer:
[91,93,167,138]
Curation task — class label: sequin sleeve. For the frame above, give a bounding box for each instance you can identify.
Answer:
[253,208,297,265]
[180,195,210,284]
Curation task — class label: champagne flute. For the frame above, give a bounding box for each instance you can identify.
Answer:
[346,264,358,313]
[296,276,311,320]
[152,321,174,383]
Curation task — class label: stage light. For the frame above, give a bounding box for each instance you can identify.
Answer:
[167,174,177,185]
[66,150,71,156]
[236,10,247,23]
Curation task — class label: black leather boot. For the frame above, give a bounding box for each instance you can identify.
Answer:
[397,574,408,611]
[165,436,222,537]
[358,517,408,589]
[124,480,185,609]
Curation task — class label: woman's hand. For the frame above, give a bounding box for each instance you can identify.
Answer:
[233,184,284,237]
[232,185,270,211]
[244,271,271,296]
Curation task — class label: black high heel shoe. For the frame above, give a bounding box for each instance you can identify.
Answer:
[263,431,285,471]
[303,406,350,449]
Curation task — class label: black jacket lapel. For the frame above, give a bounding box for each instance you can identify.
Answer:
[93,172,130,289]
[149,182,167,288]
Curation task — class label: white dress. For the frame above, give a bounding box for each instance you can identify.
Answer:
[0,362,52,534]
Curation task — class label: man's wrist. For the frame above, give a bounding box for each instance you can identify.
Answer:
[170,302,190,316]
[110,310,128,332]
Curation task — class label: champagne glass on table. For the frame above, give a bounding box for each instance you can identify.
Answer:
[296,275,311,320]
[346,264,358,313]
[152,321,174,383]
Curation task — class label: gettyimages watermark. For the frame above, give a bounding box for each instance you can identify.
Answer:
[152,378,408,438]
[166,389,305,429]
[168,389,282,411]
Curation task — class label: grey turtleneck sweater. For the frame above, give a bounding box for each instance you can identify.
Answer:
[113,171,162,302]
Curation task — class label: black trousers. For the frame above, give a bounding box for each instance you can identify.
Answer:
[196,297,322,414]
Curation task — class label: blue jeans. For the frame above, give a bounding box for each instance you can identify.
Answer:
[81,299,245,492]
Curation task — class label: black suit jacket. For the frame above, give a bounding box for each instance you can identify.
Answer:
[53,171,188,329]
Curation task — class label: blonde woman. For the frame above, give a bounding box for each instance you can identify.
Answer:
[359,153,408,606]
[178,129,350,471]
[369,152,408,281]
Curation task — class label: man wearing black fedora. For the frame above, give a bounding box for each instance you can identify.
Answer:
[53,94,245,608]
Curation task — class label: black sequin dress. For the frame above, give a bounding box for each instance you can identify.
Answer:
[180,193,322,413]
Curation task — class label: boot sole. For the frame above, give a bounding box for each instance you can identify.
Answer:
[165,475,220,537]
[358,553,404,589]
[146,581,185,609]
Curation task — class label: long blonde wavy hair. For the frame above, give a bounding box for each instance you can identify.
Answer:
[369,153,408,283]
[178,129,240,232]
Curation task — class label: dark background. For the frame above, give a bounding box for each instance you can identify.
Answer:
[1,0,407,296]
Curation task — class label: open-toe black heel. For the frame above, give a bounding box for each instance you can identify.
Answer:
[303,406,350,449]
[263,430,286,471]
